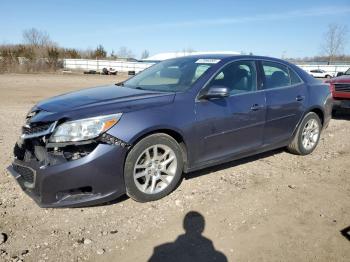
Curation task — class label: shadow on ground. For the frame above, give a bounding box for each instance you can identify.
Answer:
[333,110,350,121]
[186,148,284,180]
[148,211,228,262]
[340,226,350,241]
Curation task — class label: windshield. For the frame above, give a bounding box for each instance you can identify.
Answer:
[123,57,219,92]
[345,68,350,75]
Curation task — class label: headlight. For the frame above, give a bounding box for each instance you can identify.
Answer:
[49,113,122,143]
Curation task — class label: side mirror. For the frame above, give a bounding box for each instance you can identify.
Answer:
[201,86,230,99]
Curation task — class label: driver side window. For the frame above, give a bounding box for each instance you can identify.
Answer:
[207,60,257,95]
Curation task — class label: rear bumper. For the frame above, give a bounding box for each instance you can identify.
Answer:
[7,144,127,208]
[322,95,333,130]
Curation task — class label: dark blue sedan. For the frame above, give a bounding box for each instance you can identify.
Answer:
[8,55,333,207]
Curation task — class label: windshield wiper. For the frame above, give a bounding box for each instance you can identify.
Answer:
[133,86,147,90]
[115,82,124,86]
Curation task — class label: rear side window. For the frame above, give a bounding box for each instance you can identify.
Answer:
[288,67,302,85]
[262,61,291,89]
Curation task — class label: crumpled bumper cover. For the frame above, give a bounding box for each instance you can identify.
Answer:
[7,144,128,208]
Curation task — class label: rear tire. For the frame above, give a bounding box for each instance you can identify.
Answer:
[124,134,183,202]
[287,112,322,155]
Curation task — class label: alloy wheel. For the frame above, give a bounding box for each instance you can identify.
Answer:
[301,118,320,150]
[133,144,177,194]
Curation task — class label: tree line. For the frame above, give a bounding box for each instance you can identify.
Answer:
[0,28,149,73]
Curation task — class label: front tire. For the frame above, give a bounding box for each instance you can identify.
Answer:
[124,134,184,202]
[287,112,322,155]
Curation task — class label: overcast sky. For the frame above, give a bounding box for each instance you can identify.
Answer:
[1,0,350,58]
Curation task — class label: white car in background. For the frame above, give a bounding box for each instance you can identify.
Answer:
[309,69,334,79]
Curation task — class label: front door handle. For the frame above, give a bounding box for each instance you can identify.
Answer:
[296,95,305,102]
[251,104,264,111]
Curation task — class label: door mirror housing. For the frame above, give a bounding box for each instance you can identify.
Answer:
[201,86,230,99]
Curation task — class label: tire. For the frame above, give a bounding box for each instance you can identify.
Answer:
[287,112,322,155]
[124,133,184,202]
[326,75,331,79]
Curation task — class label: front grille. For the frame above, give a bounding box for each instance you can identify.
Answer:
[22,123,52,136]
[13,164,35,184]
[334,83,350,93]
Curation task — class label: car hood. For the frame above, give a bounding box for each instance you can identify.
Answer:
[30,85,175,123]
[328,75,350,83]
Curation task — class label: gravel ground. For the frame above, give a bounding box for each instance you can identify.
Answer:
[0,74,349,262]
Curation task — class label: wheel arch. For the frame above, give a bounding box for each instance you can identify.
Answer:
[308,106,324,126]
[290,106,325,143]
[128,128,189,171]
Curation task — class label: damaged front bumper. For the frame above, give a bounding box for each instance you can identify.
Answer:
[8,129,130,208]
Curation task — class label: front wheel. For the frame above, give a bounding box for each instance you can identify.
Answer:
[287,112,322,155]
[124,134,184,202]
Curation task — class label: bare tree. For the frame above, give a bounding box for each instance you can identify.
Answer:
[182,47,195,54]
[23,28,51,47]
[110,50,117,59]
[322,24,348,63]
[117,46,135,58]
[46,46,60,69]
[141,49,150,59]
[92,44,107,59]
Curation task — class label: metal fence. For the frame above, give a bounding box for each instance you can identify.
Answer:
[297,64,349,75]
[63,58,350,75]
[63,59,154,73]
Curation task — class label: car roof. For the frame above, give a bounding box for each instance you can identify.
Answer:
[180,54,291,64]
[180,54,317,83]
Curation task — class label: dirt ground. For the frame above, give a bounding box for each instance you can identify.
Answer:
[0,74,349,262]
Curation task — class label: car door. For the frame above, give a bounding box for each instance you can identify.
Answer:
[259,60,307,145]
[193,60,266,165]
[316,70,324,78]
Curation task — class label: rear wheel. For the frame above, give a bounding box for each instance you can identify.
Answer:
[124,134,183,202]
[287,112,322,155]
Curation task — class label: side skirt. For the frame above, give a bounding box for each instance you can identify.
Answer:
[184,139,290,173]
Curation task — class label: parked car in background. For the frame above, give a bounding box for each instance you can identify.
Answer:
[309,69,334,79]
[336,67,350,77]
[325,67,350,112]
[102,67,118,75]
[7,55,333,208]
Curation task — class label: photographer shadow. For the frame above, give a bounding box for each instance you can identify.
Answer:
[148,211,228,262]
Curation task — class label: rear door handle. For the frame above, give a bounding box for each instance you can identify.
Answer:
[251,104,264,111]
[296,95,305,102]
